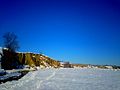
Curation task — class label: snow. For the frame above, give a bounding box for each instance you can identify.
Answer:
[0,72,21,82]
[0,68,120,90]
[0,69,6,76]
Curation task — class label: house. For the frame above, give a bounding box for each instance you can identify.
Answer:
[61,62,72,68]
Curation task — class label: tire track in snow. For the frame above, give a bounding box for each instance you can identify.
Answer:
[11,71,37,89]
[46,70,56,80]
[36,70,56,89]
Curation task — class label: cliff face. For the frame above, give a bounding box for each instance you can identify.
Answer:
[17,52,60,68]
[1,48,60,69]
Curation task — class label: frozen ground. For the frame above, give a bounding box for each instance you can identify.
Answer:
[0,68,120,90]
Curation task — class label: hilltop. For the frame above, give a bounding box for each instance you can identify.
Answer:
[17,52,60,69]
[0,47,60,70]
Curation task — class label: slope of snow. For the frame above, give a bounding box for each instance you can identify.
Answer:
[0,68,120,90]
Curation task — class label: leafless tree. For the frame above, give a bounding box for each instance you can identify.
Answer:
[3,32,19,52]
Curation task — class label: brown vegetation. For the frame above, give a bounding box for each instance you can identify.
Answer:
[17,52,60,68]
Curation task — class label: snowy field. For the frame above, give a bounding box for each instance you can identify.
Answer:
[0,68,120,90]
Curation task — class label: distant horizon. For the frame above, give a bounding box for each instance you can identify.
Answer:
[0,46,119,66]
[0,0,120,66]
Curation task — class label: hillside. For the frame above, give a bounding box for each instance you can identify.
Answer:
[71,63,120,69]
[17,52,60,68]
[1,48,120,70]
[0,48,60,69]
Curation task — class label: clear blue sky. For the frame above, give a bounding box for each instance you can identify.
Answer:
[0,0,120,65]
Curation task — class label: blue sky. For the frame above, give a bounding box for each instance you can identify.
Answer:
[0,0,120,65]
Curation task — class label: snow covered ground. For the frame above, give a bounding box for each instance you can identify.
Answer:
[0,68,120,90]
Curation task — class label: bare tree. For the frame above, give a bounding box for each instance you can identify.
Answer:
[1,32,21,69]
[3,32,19,52]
